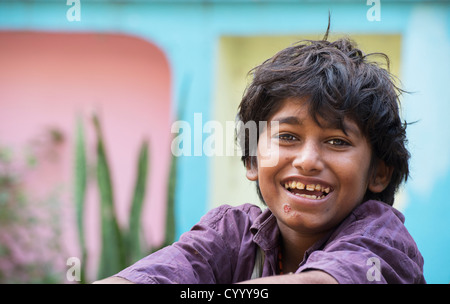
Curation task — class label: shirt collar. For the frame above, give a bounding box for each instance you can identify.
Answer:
[249,207,333,255]
[250,207,280,251]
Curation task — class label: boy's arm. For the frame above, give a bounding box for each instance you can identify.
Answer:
[93,276,134,284]
[92,270,337,284]
[93,204,260,284]
[239,270,338,284]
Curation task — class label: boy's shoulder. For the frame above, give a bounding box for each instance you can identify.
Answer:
[332,200,417,251]
[301,200,425,283]
[352,199,405,223]
[339,200,409,241]
[201,203,263,221]
[196,203,264,232]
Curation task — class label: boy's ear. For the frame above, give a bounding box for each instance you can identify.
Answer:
[368,160,393,193]
[245,158,258,181]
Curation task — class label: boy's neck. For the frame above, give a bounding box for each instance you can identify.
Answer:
[278,223,331,274]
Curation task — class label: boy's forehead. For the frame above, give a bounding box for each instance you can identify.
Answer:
[269,97,363,137]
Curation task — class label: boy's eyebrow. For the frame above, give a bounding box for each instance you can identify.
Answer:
[273,116,303,126]
[340,121,363,138]
[272,115,363,138]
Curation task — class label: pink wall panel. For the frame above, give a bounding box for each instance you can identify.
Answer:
[0,32,172,281]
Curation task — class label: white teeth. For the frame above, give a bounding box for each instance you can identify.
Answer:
[306,184,315,191]
[296,182,305,190]
[284,181,331,196]
[294,193,325,200]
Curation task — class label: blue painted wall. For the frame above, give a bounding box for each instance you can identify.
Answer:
[1,0,449,283]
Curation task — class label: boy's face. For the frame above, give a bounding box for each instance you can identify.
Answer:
[247,98,391,237]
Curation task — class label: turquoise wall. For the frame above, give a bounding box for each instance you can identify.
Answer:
[1,0,449,283]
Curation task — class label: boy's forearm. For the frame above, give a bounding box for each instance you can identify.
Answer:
[92,271,337,284]
[93,276,134,284]
[239,270,338,284]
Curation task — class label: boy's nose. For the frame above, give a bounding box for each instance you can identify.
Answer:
[292,140,324,174]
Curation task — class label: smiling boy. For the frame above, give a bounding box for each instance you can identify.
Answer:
[97,34,425,284]
[246,98,387,278]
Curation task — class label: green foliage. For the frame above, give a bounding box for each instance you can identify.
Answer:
[74,117,87,283]
[93,114,127,279]
[74,114,177,282]
[127,140,149,264]
[0,142,65,283]
[163,153,177,247]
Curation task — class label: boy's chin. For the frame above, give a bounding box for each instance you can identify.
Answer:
[276,207,331,233]
[274,199,347,235]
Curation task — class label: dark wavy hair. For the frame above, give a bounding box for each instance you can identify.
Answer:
[237,32,410,206]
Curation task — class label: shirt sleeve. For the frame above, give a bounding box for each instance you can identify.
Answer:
[296,205,425,284]
[295,235,408,284]
[115,204,259,284]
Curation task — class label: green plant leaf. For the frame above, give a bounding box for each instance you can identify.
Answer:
[93,114,126,279]
[74,116,88,283]
[127,140,149,264]
[163,153,177,247]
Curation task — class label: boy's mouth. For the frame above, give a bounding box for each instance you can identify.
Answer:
[283,180,331,200]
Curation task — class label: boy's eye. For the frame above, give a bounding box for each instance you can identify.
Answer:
[327,138,350,146]
[278,134,297,141]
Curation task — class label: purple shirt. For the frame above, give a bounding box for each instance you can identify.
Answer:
[116,200,425,284]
